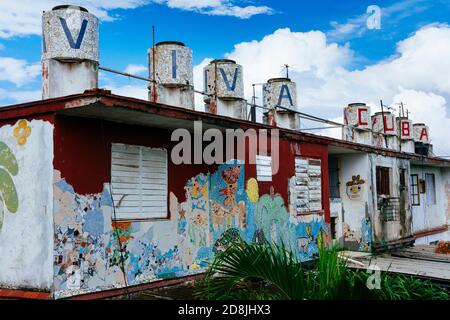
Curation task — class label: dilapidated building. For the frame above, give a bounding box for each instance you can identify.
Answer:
[0,5,448,299]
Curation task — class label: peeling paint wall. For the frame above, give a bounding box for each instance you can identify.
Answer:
[335,153,372,251]
[0,119,54,290]
[49,117,330,298]
[331,152,412,250]
[369,155,412,243]
[52,160,327,298]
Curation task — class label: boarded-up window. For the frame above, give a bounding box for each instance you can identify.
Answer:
[293,157,322,214]
[111,143,168,220]
[410,174,420,206]
[425,173,436,205]
[256,155,272,182]
[376,166,390,196]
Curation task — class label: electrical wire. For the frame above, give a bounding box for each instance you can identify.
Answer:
[99,65,411,138]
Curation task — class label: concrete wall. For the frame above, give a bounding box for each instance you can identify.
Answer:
[52,116,329,298]
[332,152,413,250]
[334,153,372,251]
[0,119,54,290]
[411,165,450,244]
[369,155,412,243]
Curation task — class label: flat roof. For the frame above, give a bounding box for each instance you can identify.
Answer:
[1,88,449,167]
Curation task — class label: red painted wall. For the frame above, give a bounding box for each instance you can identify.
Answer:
[53,115,213,203]
[53,115,329,223]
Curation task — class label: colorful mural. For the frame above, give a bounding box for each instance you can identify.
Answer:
[346,175,365,201]
[13,120,32,145]
[53,160,327,298]
[0,119,54,291]
[0,141,19,231]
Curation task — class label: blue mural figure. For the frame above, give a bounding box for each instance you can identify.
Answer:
[59,17,88,49]
[360,218,372,251]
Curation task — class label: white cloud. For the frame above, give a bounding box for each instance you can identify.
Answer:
[0,88,41,105]
[0,57,40,86]
[193,58,212,111]
[164,0,273,19]
[208,24,450,155]
[0,0,273,38]
[124,64,148,75]
[104,83,149,100]
[0,0,149,38]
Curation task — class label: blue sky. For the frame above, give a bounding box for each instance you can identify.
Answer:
[0,0,450,154]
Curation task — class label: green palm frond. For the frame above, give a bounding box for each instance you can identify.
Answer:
[196,242,308,300]
[195,239,449,300]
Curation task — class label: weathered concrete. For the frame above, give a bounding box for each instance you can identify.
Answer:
[0,120,54,290]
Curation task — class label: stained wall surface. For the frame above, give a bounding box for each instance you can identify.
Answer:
[0,119,54,290]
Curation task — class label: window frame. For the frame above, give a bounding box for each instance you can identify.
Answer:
[376,166,391,196]
[410,174,420,206]
[425,173,436,206]
[328,156,340,199]
[110,143,169,222]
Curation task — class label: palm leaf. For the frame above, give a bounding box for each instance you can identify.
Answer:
[0,142,18,176]
[0,168,18,213]
[196,242,308,300]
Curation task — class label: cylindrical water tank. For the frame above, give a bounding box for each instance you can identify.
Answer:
[148,41,193,87]
[263,78,297,110]
[372,112,396,135]
[396,117,414,140]
[42,5,99,62]
[203,59,244,101]
[344,103,371,129]
[413,123,430,144]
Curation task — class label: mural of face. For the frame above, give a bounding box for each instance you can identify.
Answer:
[346,175,365,200]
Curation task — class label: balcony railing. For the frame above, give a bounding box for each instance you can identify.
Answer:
[378,197,400,222]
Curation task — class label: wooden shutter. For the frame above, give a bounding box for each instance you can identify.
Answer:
[294,157,322,214]
[111,143,168,220]
[376,166,390,196]
[256,155,272,182]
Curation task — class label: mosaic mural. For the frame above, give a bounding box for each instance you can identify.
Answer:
[53,160,327,298]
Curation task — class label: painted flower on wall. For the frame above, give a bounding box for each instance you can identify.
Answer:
[13,120,32,145]
[0,141,19,231]
[246,178,259,203]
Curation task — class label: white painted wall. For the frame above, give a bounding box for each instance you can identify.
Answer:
[411,165,450,244]
[0,119,54,290]
[335,153,372,249]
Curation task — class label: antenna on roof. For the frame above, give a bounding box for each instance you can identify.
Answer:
[395,101,407,117]
[250,83,265,122]
[283,64,290,79]
[151,25,157,103]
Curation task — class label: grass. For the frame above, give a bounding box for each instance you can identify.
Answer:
[195,239,449,300]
